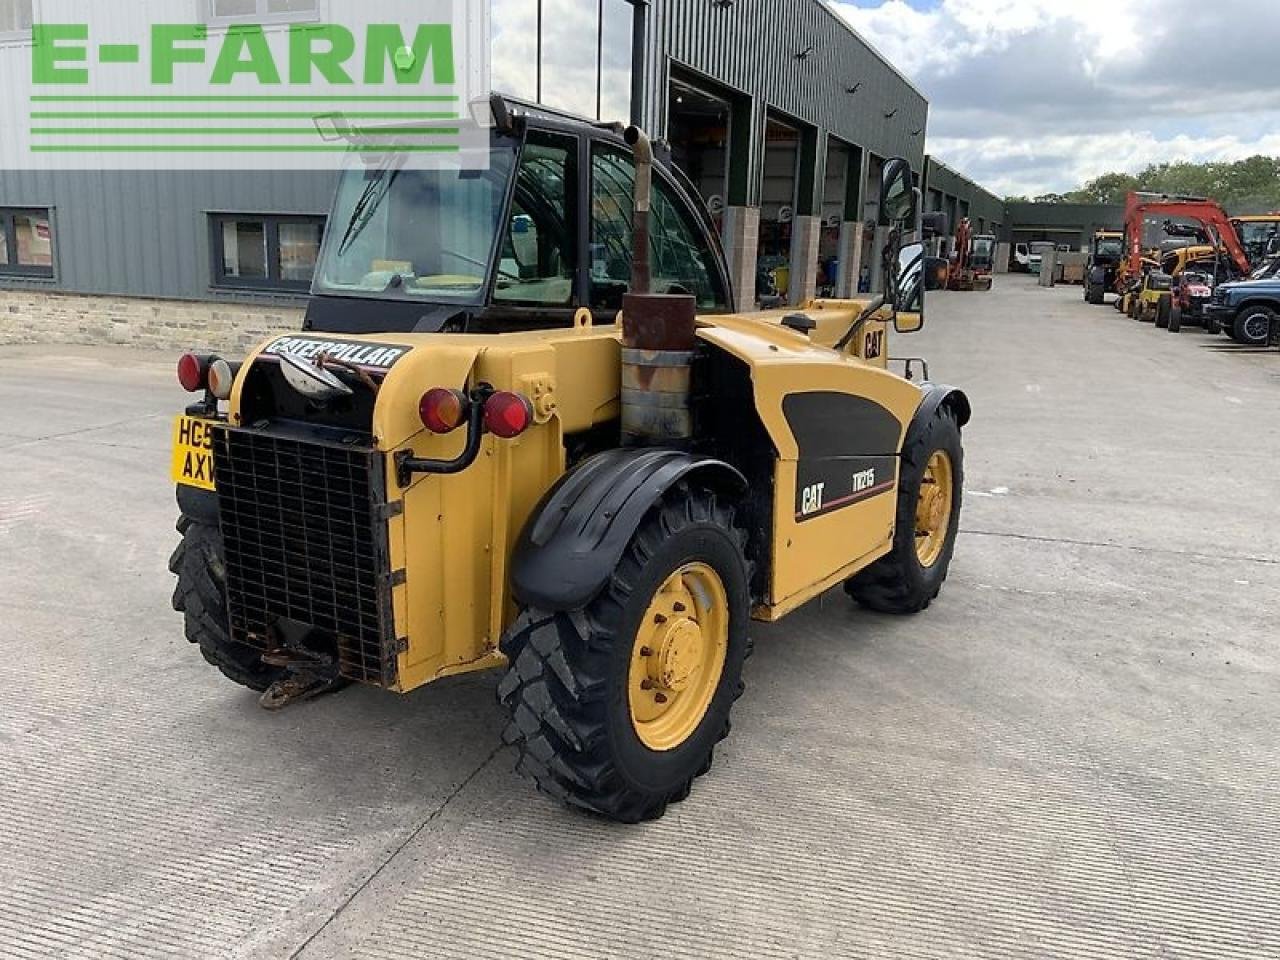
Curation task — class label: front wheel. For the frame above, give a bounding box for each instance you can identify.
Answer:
[1168,305,1183,333]
[845,406,964,614]
[1155,295,1172,329]
[1233,306,1275,346]
[498,487,751,823]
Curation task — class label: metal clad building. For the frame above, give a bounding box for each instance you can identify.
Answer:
[0,0,999,333]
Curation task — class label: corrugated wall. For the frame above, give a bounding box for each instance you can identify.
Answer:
[924,157,1004,231]
[645,0,928,204]
[0,169,338,301]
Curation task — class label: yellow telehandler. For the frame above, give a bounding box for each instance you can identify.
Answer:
[169,98,970,822]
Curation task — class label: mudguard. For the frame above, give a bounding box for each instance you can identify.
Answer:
[914,383,972,433]
[510,448,748,611]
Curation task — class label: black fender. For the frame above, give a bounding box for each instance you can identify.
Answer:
[176,485,219,527]
[510,448,748,612]
[914,383,972,434]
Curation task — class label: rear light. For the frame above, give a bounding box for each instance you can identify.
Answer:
[177,353,209,393]
[419,388,469,434]
[207,358,235,401]
[484,391,534,439]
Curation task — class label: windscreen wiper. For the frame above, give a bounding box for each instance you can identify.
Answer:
[337,169,399,257]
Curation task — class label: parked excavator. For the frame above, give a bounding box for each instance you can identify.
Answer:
[946,218,994,292]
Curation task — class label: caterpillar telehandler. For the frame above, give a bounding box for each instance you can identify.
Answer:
[168,97,970,823]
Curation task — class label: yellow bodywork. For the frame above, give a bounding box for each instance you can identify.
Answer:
[220,300,923,693]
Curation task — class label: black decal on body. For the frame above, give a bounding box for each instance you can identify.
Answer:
[795,455,897,522]
[261,335,410,371]
[783,392,904,523]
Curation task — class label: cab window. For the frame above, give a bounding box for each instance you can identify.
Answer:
[494,134,578,307]
[589,145,729,313]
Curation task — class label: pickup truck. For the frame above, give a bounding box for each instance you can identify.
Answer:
[1205,272,1280,346]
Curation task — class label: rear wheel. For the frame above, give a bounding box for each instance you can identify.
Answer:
[1204,313,1222,335]
[1233,306,1275,346]
[845,406,964,614]
[170,517,286,692]
[1086,283,1104,305]
[498,487,751,823]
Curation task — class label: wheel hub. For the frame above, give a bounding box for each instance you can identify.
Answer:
[915,450,955,569]
[628,563,730,752]
[655,618,704,692]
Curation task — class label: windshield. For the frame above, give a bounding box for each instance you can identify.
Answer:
[1097,239,1123,258]
[972,238,995,259]
[1248,256,1280,280]
[315,134,518,302]
[1236,219,1280,264]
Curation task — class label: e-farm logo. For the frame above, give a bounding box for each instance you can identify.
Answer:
[0,1,491,171]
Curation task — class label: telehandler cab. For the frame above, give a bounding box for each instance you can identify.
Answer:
[168,98,970,822]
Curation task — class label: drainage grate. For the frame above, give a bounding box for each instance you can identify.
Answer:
[212,427,398,687]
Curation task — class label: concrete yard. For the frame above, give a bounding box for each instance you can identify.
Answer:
[1,277,1277,959]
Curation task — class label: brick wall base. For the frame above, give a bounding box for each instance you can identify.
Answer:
[0,289,304,354]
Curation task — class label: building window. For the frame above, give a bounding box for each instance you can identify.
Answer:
[0,208,55,278]
[0,0,34,40]
[207,0,320,25]
[211,214,325,292]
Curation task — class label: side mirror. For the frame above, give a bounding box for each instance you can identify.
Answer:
[880,158,917,227]
[892,242,926,333]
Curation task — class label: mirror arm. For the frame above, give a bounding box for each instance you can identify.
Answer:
[834,294,887,353]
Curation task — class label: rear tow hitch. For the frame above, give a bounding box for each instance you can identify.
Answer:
[258,648,349,711]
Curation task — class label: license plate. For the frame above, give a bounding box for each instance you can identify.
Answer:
[171,416,217,491]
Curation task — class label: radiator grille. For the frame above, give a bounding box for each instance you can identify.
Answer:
[213,427,398,687]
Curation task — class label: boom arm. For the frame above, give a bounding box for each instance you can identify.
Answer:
[1123,194,1251,278]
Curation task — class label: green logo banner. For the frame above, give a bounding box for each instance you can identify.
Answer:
[1,0,492,170]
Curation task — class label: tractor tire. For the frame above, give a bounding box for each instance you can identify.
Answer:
[169,516,285,692]
[1168,305,1183,333]
[1155,296,1172,329]
[1232,306,1275,346]
[845,406,963,614]
[1204,314,1222,336]
[497,486,751,823]
[1086,283,1104,305]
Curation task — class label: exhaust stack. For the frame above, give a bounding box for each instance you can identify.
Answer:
[619,126,697,446]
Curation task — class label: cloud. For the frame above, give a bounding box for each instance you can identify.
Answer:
[830,0,1280,196]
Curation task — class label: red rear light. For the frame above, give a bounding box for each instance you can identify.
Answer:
[177,353,208,393]
[419,388,469,434]
[485,391,534,439]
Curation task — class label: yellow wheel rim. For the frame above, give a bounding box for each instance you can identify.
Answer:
[915,450,955,568]
[628,562,729,752]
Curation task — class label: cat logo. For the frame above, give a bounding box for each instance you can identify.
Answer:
[851,468,877,494]
[800,483,826,517]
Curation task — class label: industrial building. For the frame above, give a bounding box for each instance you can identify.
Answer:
[0,0,1003,348]
[1003,201,1125,253]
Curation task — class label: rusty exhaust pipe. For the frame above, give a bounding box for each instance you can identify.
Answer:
[623,125,653,295]
[620,126,697,447]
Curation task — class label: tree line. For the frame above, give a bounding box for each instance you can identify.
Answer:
[1007,156,1280,214]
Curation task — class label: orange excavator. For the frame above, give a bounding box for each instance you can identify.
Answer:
[947,217,995,292]
[1116,192,1252,293]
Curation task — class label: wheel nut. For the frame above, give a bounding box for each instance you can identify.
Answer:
[641,679,654,691]
[654,614,668,625]
[672,602,687,613]
[640,646,653,657]
[654,693,669,704]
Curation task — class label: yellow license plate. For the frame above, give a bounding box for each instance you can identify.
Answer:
[171,416,217,491]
